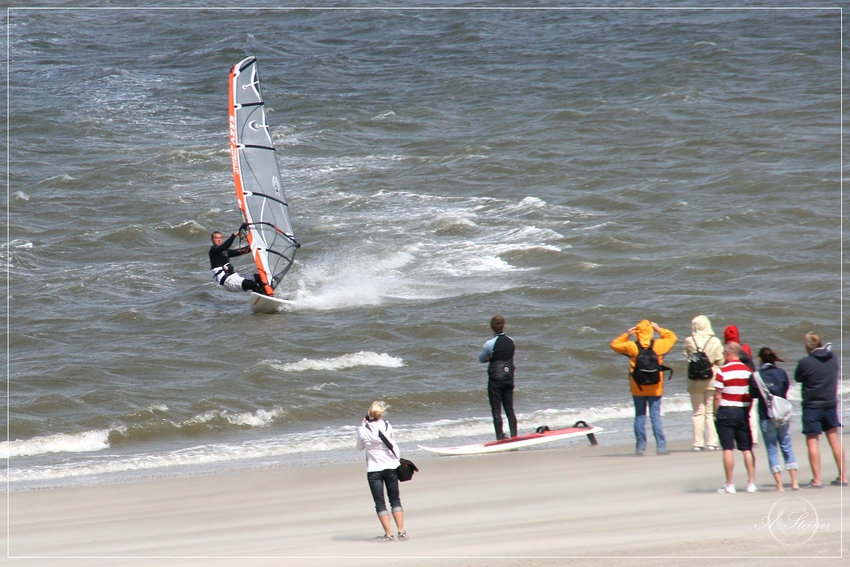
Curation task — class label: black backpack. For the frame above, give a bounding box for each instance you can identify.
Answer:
[687,336,714,380]
[631,340,673,388]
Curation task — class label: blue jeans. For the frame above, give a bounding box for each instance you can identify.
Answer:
[759,418,798,474]
[633,395,666,453]
[367,469,402,517]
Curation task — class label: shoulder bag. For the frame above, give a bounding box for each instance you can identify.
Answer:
[752,370,793,426]
[376,426,419,482]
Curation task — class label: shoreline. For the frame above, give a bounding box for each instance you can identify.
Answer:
[4,431,847,566]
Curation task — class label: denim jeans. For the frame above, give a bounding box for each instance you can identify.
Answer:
[633,395,666,453]
[759,418,798,474]
[367,468,402,517]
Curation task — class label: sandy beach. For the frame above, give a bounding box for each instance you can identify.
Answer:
[4,431,847,567]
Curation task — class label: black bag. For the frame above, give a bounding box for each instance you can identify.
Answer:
[687,336,714,380]
[396,458,419,482]
[377,429,419,482]
[631,340,673,388]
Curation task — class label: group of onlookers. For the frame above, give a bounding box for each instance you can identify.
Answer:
[355,315,845,543]
[611,316,846,492]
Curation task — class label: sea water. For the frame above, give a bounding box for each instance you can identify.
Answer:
[4,3,846,489]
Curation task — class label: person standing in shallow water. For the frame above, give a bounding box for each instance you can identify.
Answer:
[478,315,517,440]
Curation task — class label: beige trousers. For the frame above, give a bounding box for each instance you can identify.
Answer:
[690,391,718,448]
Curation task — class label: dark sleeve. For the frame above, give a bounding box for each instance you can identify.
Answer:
[748,376,760,402]
[210,234,236,253]
[226,245,250,258]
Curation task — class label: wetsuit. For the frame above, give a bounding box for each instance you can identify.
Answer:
[208,233,264,294]
[479,333,517,439]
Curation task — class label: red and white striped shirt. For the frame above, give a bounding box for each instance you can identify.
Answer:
[715,361,753,407]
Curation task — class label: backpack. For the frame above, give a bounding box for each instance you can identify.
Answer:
[687,336,714,380]
[632,340,673,388]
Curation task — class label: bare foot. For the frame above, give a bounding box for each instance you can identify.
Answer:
[775,486,784,492]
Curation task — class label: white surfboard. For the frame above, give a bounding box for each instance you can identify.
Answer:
[249,292,292,314]
[418,424,603,456]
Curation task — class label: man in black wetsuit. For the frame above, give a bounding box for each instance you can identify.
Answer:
[208,225,266,294]
[478,315,517,440]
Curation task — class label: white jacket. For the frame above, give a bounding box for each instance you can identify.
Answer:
[356,419,401,472]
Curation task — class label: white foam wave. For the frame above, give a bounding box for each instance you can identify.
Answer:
[0,429,110,458]
[184,407,283,428]
[6,239,33,249]
[7,394,841,486]
[271,352,405,373]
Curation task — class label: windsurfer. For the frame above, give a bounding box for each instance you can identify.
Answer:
[208,227,267,295]
[478,315,518,440]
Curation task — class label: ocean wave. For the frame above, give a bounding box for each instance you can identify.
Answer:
[270,352,405,373]
[1,406,287,459]
[7,393,846,486]
[0,429,110,458]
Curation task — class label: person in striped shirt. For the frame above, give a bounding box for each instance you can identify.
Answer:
[713,342,757,494]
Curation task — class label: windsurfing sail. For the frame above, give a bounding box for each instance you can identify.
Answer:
[228,56,299,296]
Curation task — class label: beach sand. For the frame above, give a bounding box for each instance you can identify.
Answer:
[4,431,847,566]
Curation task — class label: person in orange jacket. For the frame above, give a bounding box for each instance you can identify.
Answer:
[611,320,678,455]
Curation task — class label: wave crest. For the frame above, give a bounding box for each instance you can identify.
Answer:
[271,351,405,372]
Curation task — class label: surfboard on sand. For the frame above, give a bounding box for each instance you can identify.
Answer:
[418,421,603,456]
[249,292,293,314]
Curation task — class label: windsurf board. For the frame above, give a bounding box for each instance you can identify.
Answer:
[250,292,293,314]
[418,423,603,456]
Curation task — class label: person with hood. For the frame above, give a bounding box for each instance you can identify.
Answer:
[794,332,846,488]
[610,320,677,455]
[724,325,759,447]
[683,315,724,451]
[356,401,408,542]
[749,347,799,491]
[723,326,754,369]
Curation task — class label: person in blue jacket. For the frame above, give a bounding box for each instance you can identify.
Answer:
[479,315,517,440]
[749,347,799,491]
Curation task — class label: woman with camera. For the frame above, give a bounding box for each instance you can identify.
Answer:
[356,401,407,542]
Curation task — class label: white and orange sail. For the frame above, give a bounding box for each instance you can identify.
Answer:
[228,56,299,297]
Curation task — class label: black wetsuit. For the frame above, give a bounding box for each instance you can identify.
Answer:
[209,233,249,270]
[208,233,263,294]
[485,334,517,439]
